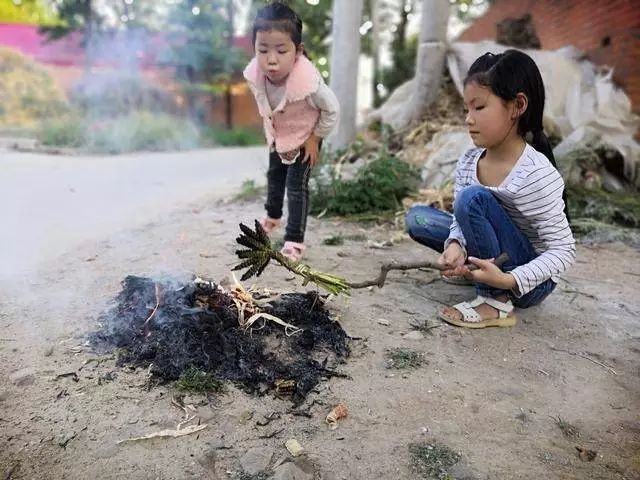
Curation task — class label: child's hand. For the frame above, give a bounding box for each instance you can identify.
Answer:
[462,256,517,290]
[439,242,466,275]
[302,134,321,167]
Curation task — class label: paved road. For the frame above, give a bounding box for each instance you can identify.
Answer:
[0,147,268,279]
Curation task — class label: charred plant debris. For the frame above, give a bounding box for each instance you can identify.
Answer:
[89,275,349,404]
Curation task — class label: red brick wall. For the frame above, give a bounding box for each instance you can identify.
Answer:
[458,0,640,112]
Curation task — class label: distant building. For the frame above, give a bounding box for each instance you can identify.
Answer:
[0,23,261,129]
[458,0,640,113]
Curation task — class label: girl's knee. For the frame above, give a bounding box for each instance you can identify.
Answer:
[405,205,451,244]
[405,205,433,235]
[454,185,492,216]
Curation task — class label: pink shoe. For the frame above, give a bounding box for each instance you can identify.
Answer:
[281,241,305,262]
[260,216,281,234]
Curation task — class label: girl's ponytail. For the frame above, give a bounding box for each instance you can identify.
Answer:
[529,129,554,166]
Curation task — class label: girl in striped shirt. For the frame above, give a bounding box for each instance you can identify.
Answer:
[406,49,575,328]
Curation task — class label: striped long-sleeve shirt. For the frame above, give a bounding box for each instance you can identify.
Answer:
[445,144,576,296]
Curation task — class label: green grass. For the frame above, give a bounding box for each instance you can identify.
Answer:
[176,367,226,394]
[409,442,461,480]
[385,348,425,369]
[233,179,265,202]
[321,233,367,245]
[409,320,442,335]
[310,150,420,218]
[38,114,85,148]
[204,127,264,147]
[568,186,640,229]
[88,111,199,154]
[553,416,579,438]
[39,111,200,153]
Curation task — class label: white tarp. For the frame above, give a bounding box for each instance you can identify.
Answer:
[447,41,640,187]
[419,126,473,185]
[372,41,640,187]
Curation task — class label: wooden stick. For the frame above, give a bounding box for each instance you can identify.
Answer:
[549,346,617,375]
[347,252,510,289]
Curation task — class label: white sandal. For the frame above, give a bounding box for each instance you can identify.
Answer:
[438,295,517,328]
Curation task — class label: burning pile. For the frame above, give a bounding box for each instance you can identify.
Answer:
[90,275,349,404]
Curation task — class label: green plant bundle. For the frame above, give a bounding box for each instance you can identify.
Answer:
[232,221,350,295]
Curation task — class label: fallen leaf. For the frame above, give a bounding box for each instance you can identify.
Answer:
[576,446,597,461]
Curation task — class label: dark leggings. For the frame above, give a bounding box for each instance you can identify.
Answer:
[264,148,313,243]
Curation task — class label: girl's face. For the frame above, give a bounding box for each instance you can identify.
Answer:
[463,81,520,149]
[255,29,302,84]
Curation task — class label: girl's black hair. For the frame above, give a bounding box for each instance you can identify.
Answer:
[464,49,569,220]
[252,2,303,49]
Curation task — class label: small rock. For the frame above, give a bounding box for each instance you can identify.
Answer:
[402,331,425,341]
[197,448,216,473]
[284,439,305,457]
[0,390,9,402]
[237,410,254,425]
[43,346,54,357]
[240,447,273,475]
[9,367,36,386]
[377,319,390,326]
[272,462,312,480]
[576,446,597,462]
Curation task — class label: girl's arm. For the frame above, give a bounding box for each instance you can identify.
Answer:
[509,167,576,296]
[444,151,476,258]
[307,83,340,138]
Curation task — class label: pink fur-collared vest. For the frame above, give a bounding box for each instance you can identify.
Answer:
[243,55,321,155]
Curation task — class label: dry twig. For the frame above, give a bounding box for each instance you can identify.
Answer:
[347,252,510,289]
[117,424,207,444]
[549,346,617,375]
[234,221,510,295]
[142,283,161,332]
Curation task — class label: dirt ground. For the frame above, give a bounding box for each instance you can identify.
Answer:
[1,194,639,480]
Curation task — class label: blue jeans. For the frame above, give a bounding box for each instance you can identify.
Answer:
[405,185,555,308]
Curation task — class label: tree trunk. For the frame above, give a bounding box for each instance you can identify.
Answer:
[328,0,364,151]
[407,0,449,124]
[83,0,93,76]
[418,0,448,44]
[225,0,235,130]
[370,0,380,106]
